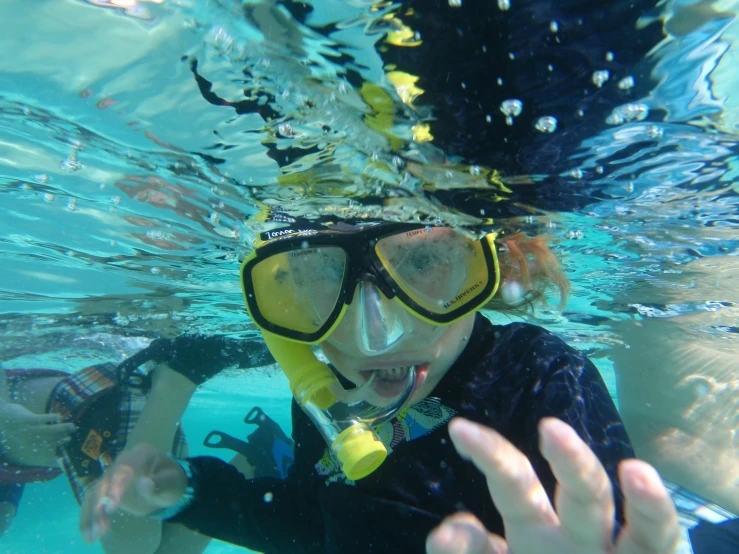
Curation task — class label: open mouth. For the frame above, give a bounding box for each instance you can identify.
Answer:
[359,364,429,399]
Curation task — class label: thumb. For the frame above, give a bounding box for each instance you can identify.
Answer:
[135,476,170,508]
[134,462,188,512]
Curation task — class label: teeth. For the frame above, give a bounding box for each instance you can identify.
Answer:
[378,366,410,382]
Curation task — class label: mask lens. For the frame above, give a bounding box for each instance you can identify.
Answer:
[250,246,348,334]
[375,228,491,315]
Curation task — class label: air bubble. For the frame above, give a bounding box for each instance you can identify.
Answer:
[500,99,523,126]
[605,51,614,62]
[550,21,558,33]
[618,76,635,90]
[569,168,583,179]
[278,122,294,138]
[534,116,557,133]
[264,492,274,503]
[61,158,81,172]
[647,125,663,139]
[469,165,481,176]
[497,0,510,10]
[449,0,462,6]
[501,280,523,305]
[43,193,54,203]
[592,70,610,88]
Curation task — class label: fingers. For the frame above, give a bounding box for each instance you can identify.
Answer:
[538,417,615,549]
[80,444,187,545]
[616,460,680,554]
[102,463,136,513]
[80,462,137,543]
[448,418,557,527]
[427,512,508,554]
[29,413,64,425]
[80,480,111,544]
[31,420,76,451]
[33,421,77,438]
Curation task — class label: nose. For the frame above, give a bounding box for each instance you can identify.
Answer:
[355,281,405,355]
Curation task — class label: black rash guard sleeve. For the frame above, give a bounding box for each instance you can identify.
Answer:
[170,457,321,552]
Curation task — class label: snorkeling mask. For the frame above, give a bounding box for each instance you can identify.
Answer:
[240,222,499,479]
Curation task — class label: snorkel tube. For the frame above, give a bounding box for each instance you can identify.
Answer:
[260,332,414,480]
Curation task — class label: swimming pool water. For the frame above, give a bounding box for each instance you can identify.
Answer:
[1,0,737,552]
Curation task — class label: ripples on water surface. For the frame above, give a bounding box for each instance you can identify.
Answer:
[0,0,737,552]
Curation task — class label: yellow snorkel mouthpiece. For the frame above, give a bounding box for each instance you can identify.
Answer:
[261,332,414,480]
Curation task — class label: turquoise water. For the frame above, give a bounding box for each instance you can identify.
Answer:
[1,0,738,552]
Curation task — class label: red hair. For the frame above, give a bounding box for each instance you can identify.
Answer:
[488,232,570,311]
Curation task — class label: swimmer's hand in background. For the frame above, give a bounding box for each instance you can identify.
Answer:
[79,443,186,544]
[427,418,680,554]
[0,403,76,467]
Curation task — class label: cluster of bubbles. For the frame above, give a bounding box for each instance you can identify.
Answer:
[500,99,523,125]
[443,5,645,140]
[499,99,557,133]
[606,103,650,125]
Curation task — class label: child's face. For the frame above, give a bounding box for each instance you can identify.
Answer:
[320,289,475,406]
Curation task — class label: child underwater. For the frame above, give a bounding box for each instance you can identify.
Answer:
[0,336,275,553]
[78,219,711,554]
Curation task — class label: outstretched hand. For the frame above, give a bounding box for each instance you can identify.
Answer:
[79,443,187,544]
[427,417,680,554]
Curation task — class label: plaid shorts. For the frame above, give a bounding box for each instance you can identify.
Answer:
[47,362,187,504]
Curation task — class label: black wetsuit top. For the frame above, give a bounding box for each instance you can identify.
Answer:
[172,314,634,553]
